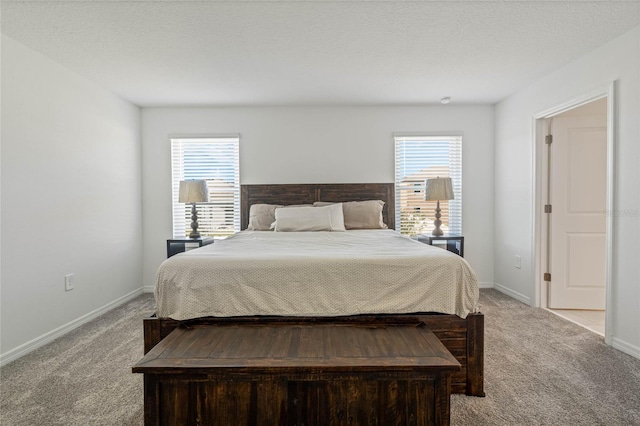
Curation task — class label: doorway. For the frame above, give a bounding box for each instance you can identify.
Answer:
[533,85,614,343]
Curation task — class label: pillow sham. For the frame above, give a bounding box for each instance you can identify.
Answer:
[247,203,282,231]
[314,200,387,229]
[248,204,319,230]
[272,203,345,232]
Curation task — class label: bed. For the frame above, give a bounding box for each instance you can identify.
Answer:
[144,183,484,396]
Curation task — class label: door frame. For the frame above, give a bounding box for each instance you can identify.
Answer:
[531,82,615,345]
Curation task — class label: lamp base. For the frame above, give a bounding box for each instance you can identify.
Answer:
[189,203,201,239]
[432,200,444,236]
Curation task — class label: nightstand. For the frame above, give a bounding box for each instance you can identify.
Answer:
[415,234,464,257]
[166,237,214,258]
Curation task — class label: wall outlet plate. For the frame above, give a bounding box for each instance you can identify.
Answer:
[65,274,74,291]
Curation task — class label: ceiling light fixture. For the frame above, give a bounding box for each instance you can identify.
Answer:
[440,97,451,104]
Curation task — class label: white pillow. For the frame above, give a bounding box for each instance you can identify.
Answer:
[325,203,346,231]
[273,204,345,232]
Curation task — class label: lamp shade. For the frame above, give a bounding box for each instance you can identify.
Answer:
[424,177,454,201]
[179,180,209,203]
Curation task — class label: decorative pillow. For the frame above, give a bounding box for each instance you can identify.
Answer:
[273,204,345,232]
[247,204,282,230]
[325,203,346,231]
[314,200,387,229]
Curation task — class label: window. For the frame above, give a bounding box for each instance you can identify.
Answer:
[171,136,240,238]
[394,135,462,235]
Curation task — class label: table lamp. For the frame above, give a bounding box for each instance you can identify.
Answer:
[424,177,454,236]
[179,180,209,238]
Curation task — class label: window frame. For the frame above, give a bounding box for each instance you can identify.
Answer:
[170,135,240,238]
[394,134,462,236]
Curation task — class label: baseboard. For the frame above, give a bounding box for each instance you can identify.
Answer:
[0,287,144,367]
[143,285,155,293]
[478,282,494,289]
[612,337,640,360]
[493,282,531,305]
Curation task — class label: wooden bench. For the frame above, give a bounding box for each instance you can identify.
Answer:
[133,323,461,425]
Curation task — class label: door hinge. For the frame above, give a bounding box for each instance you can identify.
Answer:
[544,272,551,282]
[545,134,553,144]
[544,204,552,213]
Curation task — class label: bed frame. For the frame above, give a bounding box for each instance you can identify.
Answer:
[143,183,484,396]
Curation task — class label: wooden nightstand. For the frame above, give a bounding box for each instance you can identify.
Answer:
[166,237,214,258]
[415,234,464,257]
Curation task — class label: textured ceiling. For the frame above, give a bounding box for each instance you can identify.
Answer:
[2,1,639,106]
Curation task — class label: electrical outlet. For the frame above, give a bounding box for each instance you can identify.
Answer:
[515,255,522,269]
[65,274,74,291]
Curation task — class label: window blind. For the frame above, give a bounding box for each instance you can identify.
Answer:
[171,137,240,238]
[394,135,462,235]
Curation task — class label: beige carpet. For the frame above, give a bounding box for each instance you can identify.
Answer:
[1,289,639,425]
[0,295,153,425]
[452,290,640,425]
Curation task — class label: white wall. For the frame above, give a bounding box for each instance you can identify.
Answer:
[142,105,495,290]
[0,36,142,362]
[494,26,640,357]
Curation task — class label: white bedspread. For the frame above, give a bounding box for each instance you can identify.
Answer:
[155,230,479,320]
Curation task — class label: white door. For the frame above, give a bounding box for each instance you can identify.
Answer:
[548,102,607,309]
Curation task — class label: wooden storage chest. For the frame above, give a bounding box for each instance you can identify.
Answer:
[133,323,460,425]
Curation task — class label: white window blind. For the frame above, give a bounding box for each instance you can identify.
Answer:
[394,135,462,235]
[171,136,240,238]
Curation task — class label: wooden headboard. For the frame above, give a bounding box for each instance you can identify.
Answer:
[241,183,395,230]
